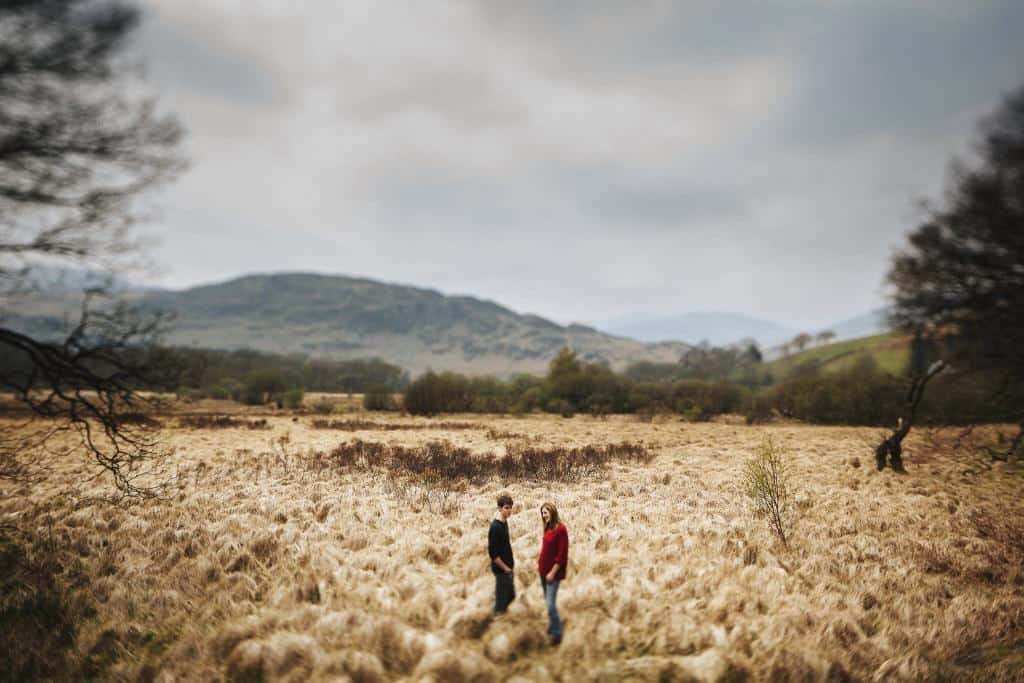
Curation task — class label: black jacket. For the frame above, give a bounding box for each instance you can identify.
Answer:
[488,518,514,575]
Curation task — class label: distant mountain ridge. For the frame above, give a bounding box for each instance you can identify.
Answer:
[593,307,891,348]
[4,272,690,376]
[828,307,890,341]
[594,311,796,347]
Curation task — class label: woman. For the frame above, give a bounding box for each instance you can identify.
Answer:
[538,502,569,645]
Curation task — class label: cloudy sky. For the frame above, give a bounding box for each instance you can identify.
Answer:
[131,0,1024,329]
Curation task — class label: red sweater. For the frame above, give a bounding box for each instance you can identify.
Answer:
[538,523,569,580]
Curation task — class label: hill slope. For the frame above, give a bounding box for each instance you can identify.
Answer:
[827,307,890,341]
[763,332,911,382]
[5,272,690,376]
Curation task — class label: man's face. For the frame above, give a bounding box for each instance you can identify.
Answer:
[500,504,512,520]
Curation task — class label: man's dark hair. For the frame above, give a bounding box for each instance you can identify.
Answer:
[497,493,513,508]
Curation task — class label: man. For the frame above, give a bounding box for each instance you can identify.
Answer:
[489,492,515,613]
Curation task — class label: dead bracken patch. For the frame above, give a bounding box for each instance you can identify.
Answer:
[486,428,526,440]
[308,439,653,483]
[309,418,479,431]
[178,415,271,430]
[111,412,163,428]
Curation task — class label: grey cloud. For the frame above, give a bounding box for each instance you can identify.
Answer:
[364,172,550,234]
[480,1,801,79]
[339,66,528,129]
[133,7,278,107]
[136,1,1024,331]
[480,1,1024,149]
[588,174,750,229]
[362,161,750,239]
[769,1,1024,148]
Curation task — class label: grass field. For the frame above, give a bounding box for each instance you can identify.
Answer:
[2,407,1023,681]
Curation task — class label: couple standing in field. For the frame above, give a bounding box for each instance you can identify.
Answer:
[488,493,569,645]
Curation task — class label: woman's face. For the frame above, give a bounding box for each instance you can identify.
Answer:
[541,507,551,523]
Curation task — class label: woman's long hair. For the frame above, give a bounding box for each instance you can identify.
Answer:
[540,502,560,532]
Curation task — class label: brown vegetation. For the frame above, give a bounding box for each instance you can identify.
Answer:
[1,411,1022,681]
[309,418,479,431]
[309,439,652,484]
[178,415,271,430]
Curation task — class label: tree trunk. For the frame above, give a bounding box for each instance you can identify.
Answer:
[875,361,946,472]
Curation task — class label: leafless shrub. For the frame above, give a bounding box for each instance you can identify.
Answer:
[178,415,270,430]
[743,436,795,547]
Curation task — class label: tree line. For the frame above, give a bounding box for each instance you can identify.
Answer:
[396,346,1014,427]
[0,343,407,407]
[170,348,407,405]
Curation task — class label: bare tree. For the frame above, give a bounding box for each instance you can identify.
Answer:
[888,84,1024,463]
[792,333,812,352]
[0,1,184,497]
[815,330,836,346]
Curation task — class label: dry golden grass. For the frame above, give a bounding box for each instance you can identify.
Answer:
[2,410,1023,681]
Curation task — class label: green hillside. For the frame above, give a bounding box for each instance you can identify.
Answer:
[764,332,911,382]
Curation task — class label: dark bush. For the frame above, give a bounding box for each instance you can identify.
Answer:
[243,368,288,406]
[403,372,472,416]
[363,386,397,411]
[670,380,747,421]
[917,372,1023,426]
[744,394,775,424]
[545,399,575,418]
[282,388,305,409]
[772,357,902,425]
[207,384,233,400]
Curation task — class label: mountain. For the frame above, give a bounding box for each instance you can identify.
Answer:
[826,307,890,341]
[4,272,689,376]
[9,264,149,295]
[592,311,796,347]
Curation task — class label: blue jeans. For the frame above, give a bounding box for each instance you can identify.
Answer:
[540,578,562,640]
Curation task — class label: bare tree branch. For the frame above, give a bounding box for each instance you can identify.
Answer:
[0,1,185,497]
